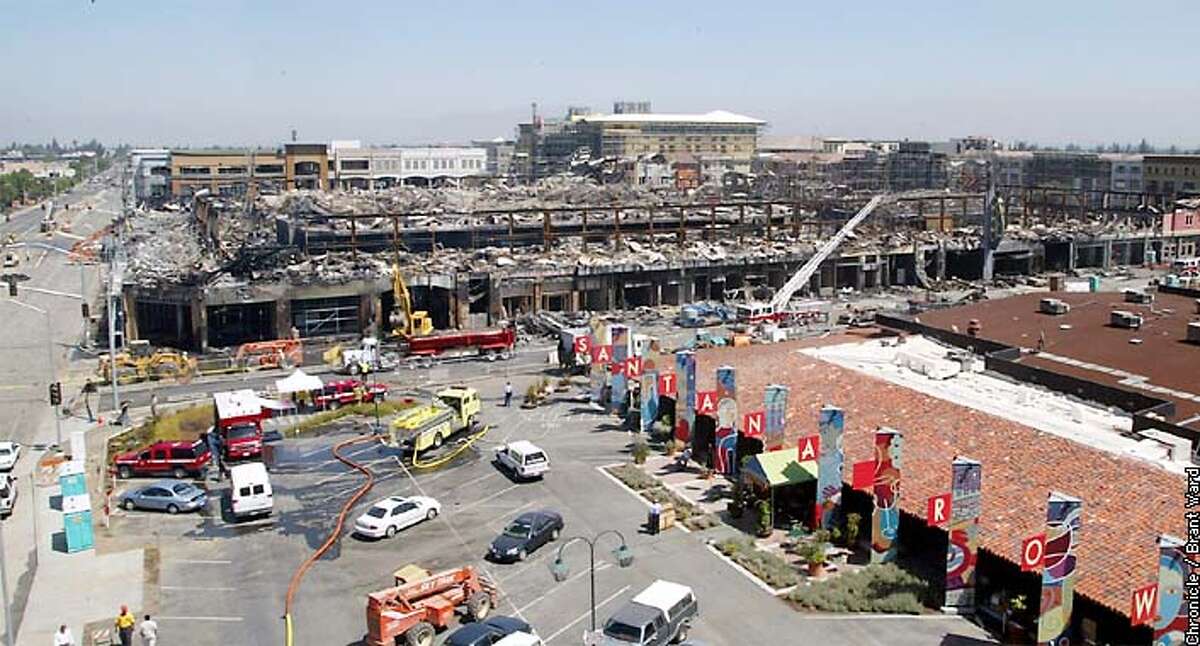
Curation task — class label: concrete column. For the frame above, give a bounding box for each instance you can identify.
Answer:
[1067,241,1078,271]
[654,283,663,306]
[454,275,469,329]
[532,280,543,313]
[1102,240,1113,269]
[879,255,891,288]
[191,294,208,352]
[855,262,866,292]
[359,294,374,335]
[935,244,947,281]
[275,298,292,340]
[488,277,505,324]
[121,291,139,344]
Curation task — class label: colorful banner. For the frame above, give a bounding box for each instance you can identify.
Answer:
[945,457,982,610]
[1037,492,1082,645]
[1153,534,1190,645]
[816,406,844,531]
[870,427,903,564]
[714,366,738,475]
[610,325,629,415]
[640,371,658,434]
[763,385,788,451]
[676,351,696,443]
[589,344,611,404]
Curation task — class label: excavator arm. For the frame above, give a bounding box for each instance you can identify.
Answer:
[390,264,432,339]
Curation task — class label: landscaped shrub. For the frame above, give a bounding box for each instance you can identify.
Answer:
[715,537,800,589]
[606,464,659,491]
[787,563,929,614]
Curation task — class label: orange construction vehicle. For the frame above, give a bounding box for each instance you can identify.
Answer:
[366,564,497,646]
[235,338,303,370]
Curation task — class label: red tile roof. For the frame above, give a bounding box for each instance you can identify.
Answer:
[695,337,1185,616]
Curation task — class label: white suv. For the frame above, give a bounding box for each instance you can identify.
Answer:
[0,443,21,471]
[495,441,549,480]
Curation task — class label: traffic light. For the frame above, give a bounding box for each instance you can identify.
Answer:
[49,382,62,406]
[81,302,90,319]
[6,279,14,297]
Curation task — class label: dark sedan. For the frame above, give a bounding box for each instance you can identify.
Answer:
[488,510,563,562]
[444,616,533,646]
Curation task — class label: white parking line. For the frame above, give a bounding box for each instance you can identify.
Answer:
[442,470,501,494]
[483,501,536,532]
[156,615,244,622]
[161,585,236,592]
[544,584,630,643]
[453,484,519,512]
[512,562,612,613]
[168,559,232,565]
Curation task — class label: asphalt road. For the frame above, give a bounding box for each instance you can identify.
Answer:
[106,364,994,646]
[0,170,122,639]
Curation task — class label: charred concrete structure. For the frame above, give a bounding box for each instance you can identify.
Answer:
[118,178,1200,352]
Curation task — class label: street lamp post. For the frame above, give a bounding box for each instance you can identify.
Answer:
[549,529,635,633]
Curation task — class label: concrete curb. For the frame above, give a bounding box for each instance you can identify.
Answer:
[593,463,691,534]
[704,541,795,597]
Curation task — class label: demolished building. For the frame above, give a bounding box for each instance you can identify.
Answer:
[117,177,1196,352]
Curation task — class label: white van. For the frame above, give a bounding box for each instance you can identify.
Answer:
[495,440,550,480]
[229,462,273,519]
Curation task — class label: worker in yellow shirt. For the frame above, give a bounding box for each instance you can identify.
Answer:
[115,605,135,646]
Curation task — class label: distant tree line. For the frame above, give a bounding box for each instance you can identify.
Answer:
[5,138,107,158]
[0,157,109,213]
[1008,139,1200,154]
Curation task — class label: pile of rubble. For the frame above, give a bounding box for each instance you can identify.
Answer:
[259,175,676,222]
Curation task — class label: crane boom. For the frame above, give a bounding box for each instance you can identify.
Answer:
[769,194,888,310]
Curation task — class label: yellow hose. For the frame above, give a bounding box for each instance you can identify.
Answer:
[284,614,293,646]
[411,425,490,469]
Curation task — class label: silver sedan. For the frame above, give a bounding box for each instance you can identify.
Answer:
[118,481,207,514]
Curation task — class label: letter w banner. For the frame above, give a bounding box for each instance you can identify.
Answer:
[1130,583,1158,626]
[926,493,951,527]
[696,390,718,416]
[657,372,676,397]
[625,356,643,378]
[1021,533,1046,572]
[742,410,765,438]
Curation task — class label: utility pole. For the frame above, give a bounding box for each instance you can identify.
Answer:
[0,517,12,646]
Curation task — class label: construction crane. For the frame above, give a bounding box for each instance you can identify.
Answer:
[389,263,433,339]
[769,194,888,312]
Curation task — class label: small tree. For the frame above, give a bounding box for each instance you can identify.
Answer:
[755,499,773,537]
[845,512,862,548]
[631,440,650,465]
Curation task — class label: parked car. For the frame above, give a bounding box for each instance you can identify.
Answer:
[494,441,549,480]
[488,510,563,562]
[314,379,387,409]
[0,442,21,471]
[0,475,17,518]
[602,580,698,645]
[114,439,210,479]
[353,495,441,539]
[118,480,207,514]
[229,462,273,519]
[494,632,543,646]
[444,616,535,646]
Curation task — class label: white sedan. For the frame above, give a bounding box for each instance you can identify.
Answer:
[353,495,441,539]
[0,443,21,471]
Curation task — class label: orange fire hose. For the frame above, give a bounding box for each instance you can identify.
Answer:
[283,435,379,645]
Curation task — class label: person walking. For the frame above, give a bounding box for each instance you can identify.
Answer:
[139,614,158,646]
[53,624,75,646]
[503,380,513,407]
[115,605,135,646]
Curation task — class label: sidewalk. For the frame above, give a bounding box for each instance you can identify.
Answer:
[14,414,144,646]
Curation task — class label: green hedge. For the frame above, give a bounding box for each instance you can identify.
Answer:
[715,537,799,589]
[787,563,929,614]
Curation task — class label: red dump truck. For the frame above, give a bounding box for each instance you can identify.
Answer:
[402,325,517,365]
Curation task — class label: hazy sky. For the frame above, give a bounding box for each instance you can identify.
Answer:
[2,1,1197,148]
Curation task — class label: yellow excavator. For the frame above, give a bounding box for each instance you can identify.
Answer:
[97,340,197,384]
[390,263,433,339]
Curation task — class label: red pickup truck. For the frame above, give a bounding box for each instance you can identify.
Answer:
[114,439,211,479]
[314,379,388,410]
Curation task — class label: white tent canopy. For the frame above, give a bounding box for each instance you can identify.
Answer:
[275,369,324,395]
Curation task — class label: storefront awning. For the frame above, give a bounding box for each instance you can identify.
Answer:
[743,448,818,488]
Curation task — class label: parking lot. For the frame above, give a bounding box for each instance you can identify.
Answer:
[106,371,994,645]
